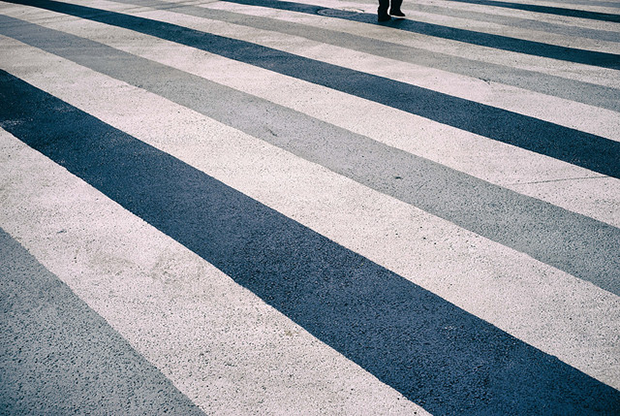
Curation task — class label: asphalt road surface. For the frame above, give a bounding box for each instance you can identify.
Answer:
[1,0,619,414]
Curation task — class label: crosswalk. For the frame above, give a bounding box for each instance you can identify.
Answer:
[1,0,619,414]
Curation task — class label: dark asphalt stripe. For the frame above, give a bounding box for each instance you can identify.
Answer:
[2,2,620,180]
[2,69,619,416]
[1,15,619,297]
[446,0,620,22]
[108,0,620,112]
[528,0,620,8]
[0,229,206,415]
[219,0,620,67]
[404,3,620,42]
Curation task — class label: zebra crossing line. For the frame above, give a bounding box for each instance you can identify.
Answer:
[1,0,619,414]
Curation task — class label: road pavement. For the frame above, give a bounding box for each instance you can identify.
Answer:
[1,0,619,414]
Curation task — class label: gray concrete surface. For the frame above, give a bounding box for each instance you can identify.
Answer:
[1,0,619,414]
[0,229,206,415]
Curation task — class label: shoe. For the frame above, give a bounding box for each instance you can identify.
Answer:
[390,10,406,18]
[378,13,391,22]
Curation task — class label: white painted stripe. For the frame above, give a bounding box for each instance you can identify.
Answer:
[13,1,620,136]
[0,127,426,415]
[1,39,618,389]
[386,8,620,53]
[407,0,620,30]
[220,0,620,17]
[297,0,620,53]
[3,6,618,229]
[458,0,620,14]
[145,2,620,126]
[201,0,620,88]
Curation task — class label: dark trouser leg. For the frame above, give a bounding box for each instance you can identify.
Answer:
[390,0,403,14]
[378,0,388,19]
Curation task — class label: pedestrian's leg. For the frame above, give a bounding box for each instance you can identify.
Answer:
[378,0,391,21]
[390,0,405,17]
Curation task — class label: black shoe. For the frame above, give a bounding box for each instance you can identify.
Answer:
[390,10,406,18]
[378,13,391,22]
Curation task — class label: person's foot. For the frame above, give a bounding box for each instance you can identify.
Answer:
[390,10,406,18]
[378,13,391,22]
